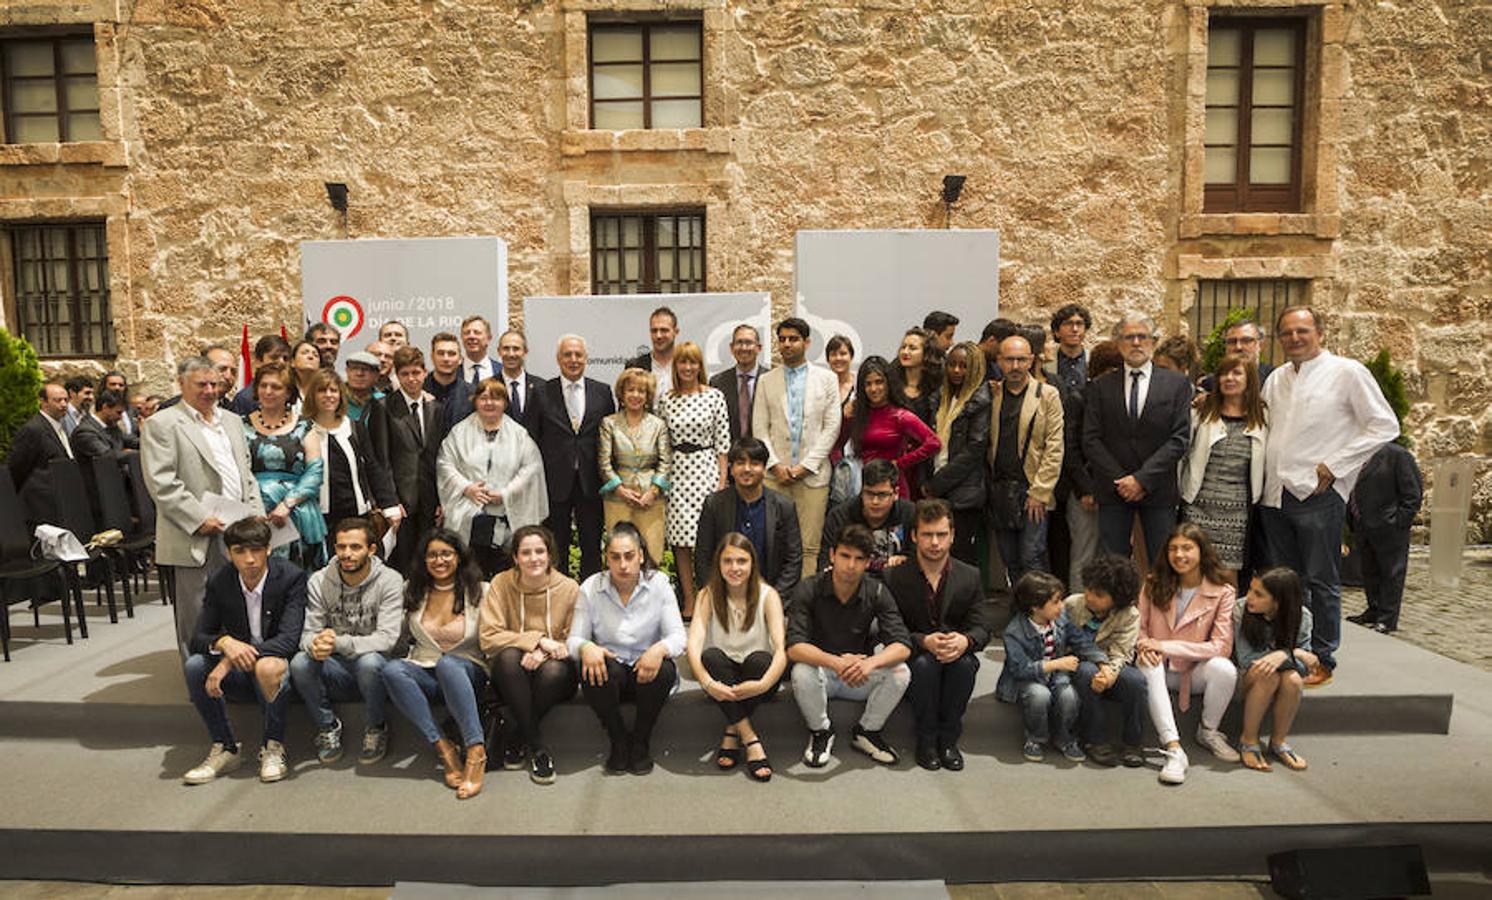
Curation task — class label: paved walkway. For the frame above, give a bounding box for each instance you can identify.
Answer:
[1342,546,1492,672]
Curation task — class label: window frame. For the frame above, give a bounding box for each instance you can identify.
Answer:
[587,19,704,131]
[1203,16,1308,213]
[8,220,115,359]
[0,34,101,144]
[590,208,707,295]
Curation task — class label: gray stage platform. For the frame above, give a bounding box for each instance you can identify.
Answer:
[1,592,1489,887]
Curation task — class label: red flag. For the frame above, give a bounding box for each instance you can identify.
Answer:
[240,324,252,389]
[280,324,289,342]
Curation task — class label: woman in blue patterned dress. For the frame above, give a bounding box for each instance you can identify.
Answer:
[244,362,327,567]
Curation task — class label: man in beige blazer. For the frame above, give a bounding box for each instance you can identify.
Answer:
[752,317,842,579]
[987,335,1064,588]
[142,357,264,659]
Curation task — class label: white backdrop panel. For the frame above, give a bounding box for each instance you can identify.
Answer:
[794,229,1000,364]
[523,292,772,384]
[301,237,508,369]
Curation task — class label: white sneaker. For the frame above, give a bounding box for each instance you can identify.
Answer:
[183,743,241,785]
[1197,726,1241,762]
[258,740,288,783]
[1158,746,1188,785]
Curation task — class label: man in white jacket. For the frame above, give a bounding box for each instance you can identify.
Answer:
[289,519,406,765]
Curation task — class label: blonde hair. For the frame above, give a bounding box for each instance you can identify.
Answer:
[670,342,705,396]
[301,367,347,420]
[614,367,657,409]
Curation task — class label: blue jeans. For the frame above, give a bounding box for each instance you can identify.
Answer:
[381,656,489,748]
[183,652,290,750]
[1098,502,1176,564]
[1260,491,1345,670]
[1074,661,1147,747]
[289,651,390,730]
[1016,676,1079,746]
[993,514,1049,588]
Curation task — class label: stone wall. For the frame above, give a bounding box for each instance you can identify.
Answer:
[2,0,1488,537]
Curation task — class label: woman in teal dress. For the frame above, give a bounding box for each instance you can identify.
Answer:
[244,363,327,567]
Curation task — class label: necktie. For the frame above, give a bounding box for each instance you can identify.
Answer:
[510,379,522,418]
[1129,370,1142,420]
[738,373,751,435]
[410,400,423,444]
[469,363,481,390]
[566,382,581,431]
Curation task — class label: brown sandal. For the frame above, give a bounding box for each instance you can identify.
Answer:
[458,745,487,799]
[435,738,464,789]
[1239,743,1271,772]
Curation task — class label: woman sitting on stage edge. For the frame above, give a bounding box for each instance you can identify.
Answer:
[568,521,686,775]
[1234,566,1316,772]
[480,524,580,785]
[686,533,788,782]
[381,529,491,799]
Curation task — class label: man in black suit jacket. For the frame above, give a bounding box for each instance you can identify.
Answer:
[377,347,446,574]
[883,499,996,771]
[695,438,802,597]
[1345,441,1423,633]
[624,306,679,398]
[709,323,770,446]
[7,382,74,526]
[70,389,139,461]
[495,328,544,427]
[527,335,616,578]
[1082,315,1193,565]
[181,518,307,785]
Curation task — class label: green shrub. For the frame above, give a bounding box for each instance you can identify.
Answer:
[1200,307,1259,374]
[1365,348,1412,448]
[565,537,677,580]
[0,329,43,460]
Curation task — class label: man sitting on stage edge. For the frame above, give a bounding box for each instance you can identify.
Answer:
[290,518,405,767]
[883,499,995,772]
[182,517,307,785]
[818,458,915,577]
[787,524,913,768]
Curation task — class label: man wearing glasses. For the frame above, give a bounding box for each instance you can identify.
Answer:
[710,323,769,445]
[1201,318,1275,393]
[1081,313,1193,564]
[817,459,916,579]
[1045,304,1093,396]
[1260,306,1399,687]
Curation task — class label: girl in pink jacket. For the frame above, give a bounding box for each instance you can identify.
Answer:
[1136,523,1239,785]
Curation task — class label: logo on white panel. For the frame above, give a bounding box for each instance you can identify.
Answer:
[322,295,365,340]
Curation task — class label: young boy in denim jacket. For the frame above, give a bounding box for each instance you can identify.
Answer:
[997,571,1105,762]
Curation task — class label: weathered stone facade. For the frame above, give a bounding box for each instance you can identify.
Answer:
[1,0,1489,536]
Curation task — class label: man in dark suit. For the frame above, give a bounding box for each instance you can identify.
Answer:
[1081,313,1193,564]
[624,306,678,398]
[1345,441,1423,634]
[709,323,770,446]
[527,335,615,579]
[695,437,802,597]
[377,346,446,574]
[883,499,995,771]
[7,382,75,526]
[495,329,544,427]
[181,517,307,786]
[70,389,139,462]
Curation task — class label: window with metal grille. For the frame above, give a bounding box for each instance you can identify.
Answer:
[589,21,703,130]
[1204,18,1306,212]
[591,210,705,295]
[9,222,114,358]
[1191,279,1307,367]
[1,36,101,143]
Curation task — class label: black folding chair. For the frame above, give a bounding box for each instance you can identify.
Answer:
[89,455,154,613]
[48,458,126,623]
[123,454,171,606]
[0,470,86,660]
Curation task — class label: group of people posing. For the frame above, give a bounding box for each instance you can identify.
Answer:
[117,301,1420,795]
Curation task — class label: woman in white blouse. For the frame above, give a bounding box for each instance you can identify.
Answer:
[567,522,686,776]
[303,368,401,555]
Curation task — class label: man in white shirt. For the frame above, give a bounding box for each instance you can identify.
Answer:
[625,306,679,399]
[496,329,543,425]
[62,375,94,437]
[142,357,265,659]
[459,315,501,387]
[1260,307,1400,684]
[752,317,843,578]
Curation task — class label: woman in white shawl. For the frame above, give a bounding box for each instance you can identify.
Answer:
[438,378,548,577]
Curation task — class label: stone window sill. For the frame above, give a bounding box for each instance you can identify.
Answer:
[562,127,735,157]
[1180,212,1340,240]
[0,141,128,168]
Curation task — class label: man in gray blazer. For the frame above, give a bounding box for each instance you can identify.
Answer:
[708,323,770,447]
[142,356,264,659]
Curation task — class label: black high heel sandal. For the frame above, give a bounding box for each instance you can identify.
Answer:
[744,738,772,783]
[715,728,742,770]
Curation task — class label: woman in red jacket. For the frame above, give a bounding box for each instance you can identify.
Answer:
[846,356,940,499]
[1136,522,1240,786]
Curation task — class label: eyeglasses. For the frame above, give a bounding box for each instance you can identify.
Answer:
[1119,333,1153,344]
[425,550,457,561]
[1060,318,1086,328]
[864,489,897,501]
[1224,336,1260,346]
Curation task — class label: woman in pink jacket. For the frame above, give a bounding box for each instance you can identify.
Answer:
[1136,523,1240,786]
